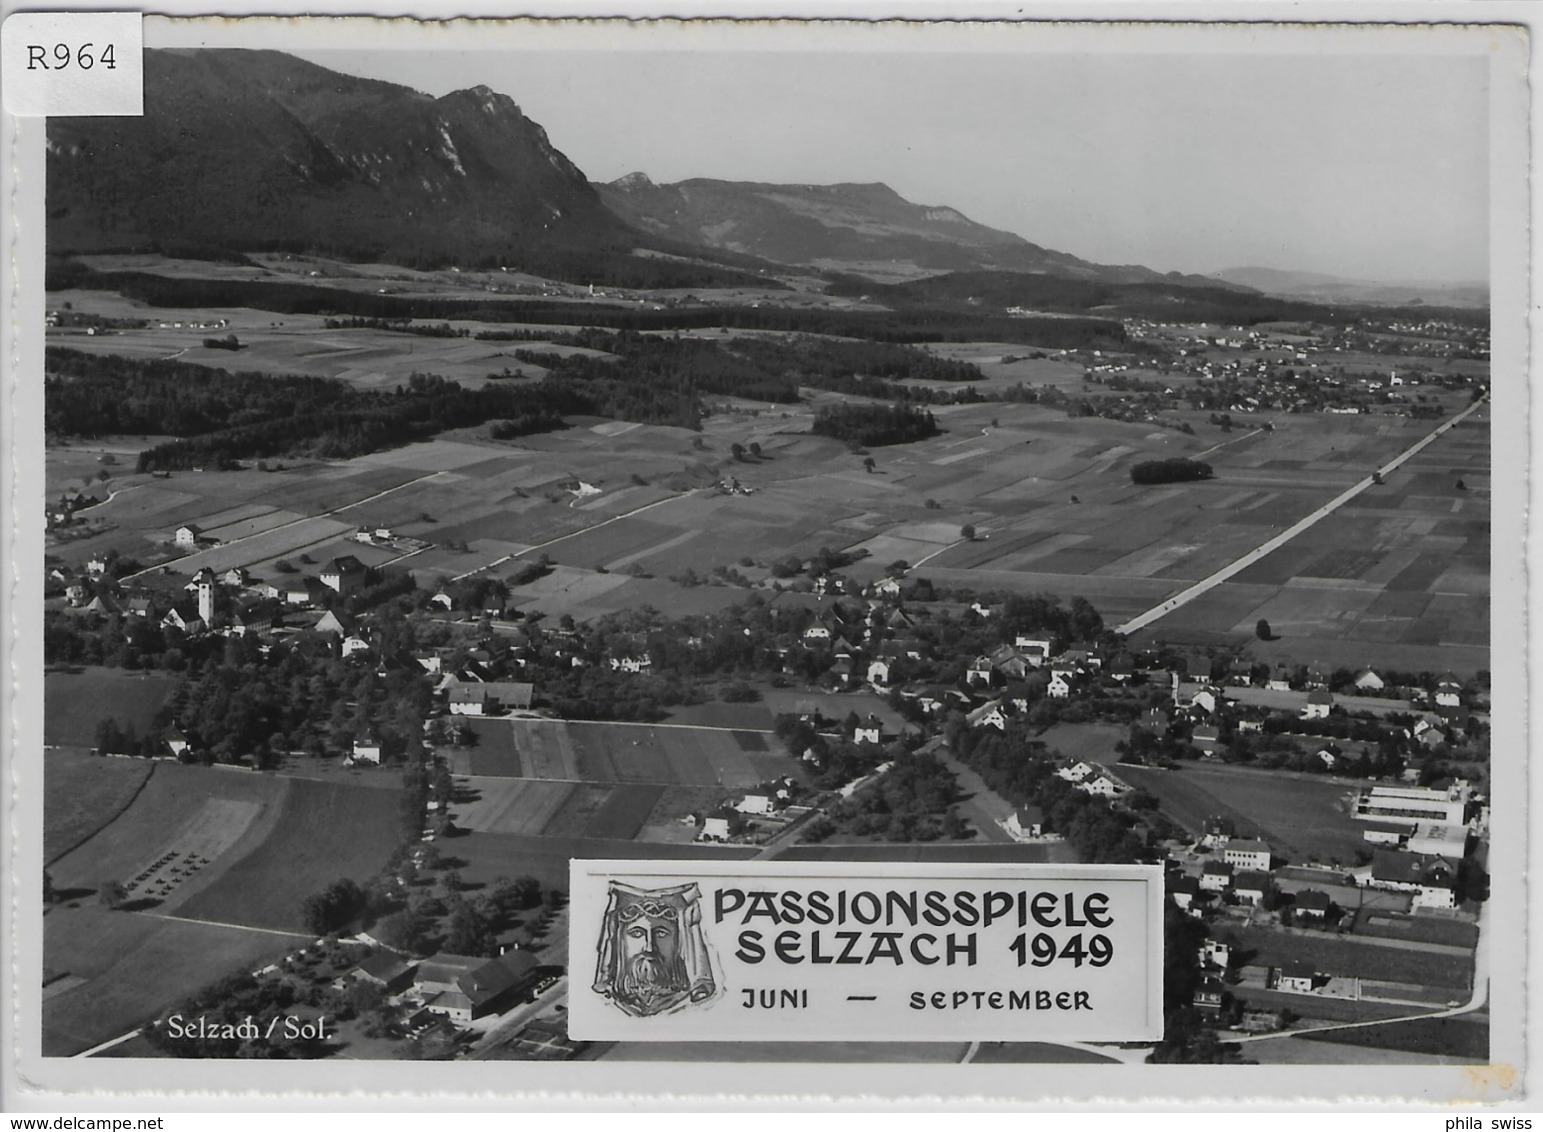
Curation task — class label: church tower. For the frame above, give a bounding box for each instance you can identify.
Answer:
[194,567,216,625]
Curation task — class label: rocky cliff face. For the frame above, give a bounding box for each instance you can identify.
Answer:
[47,49,635,269]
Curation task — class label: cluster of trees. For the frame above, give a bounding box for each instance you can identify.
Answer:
[948,723,1150,864]
[812,402,940,447]
[806,753,967,842]
[1130,458,1214,485]
[301,878,368,935]
[46,350,608,469]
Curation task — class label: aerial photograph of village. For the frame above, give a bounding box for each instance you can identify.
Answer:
[38,40,1494,1067]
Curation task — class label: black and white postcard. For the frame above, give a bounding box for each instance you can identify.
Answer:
[1,6,1531,1108]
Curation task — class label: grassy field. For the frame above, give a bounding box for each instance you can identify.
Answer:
[1233,926,1472,990]
[1230,987,1442,1026]
[450,719,790,789]
[44,751,155,863]
[443,830,758,892]
[49,763,285,897]
[177,778,403,932]
[1116,764,1367,866]
[43,668,179,749]
[451,777,663,840]
[42,905,296,1056]
[1295,1014,1488,1060]
[1351,910,1480,949]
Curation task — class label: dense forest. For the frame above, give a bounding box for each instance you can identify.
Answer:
[811,402,941,446]
[45,260,1126,349]
[44,349,654,468]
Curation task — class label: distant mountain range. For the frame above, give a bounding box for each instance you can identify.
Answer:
[46,49,1242,294]
[1213,267,1488,309]
[47,49,1480,313]
[46,49,769,286]
[596,173,1234,288]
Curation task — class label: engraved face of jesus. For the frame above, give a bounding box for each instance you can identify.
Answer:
[617,909,688,1008]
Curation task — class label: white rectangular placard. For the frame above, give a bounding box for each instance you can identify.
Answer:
[569,860,1164,1042]
[2,11,142,117]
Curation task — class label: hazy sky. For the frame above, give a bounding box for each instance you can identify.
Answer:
[293,46,1490,283]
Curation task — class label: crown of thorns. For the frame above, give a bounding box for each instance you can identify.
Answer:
[617,899,683,921]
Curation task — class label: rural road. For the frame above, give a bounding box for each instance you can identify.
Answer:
[450,488,699,582]
[122,469,450,581]
[1115,395,1487,636]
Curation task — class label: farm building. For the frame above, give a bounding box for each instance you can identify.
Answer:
[1193,976,1226,1011]
[459,950,544,1019]
[174,524,202,550]
[1355,785,1467,825]
[1364,851,1460,909]
[163,724,191,758]
[447,681,535,716]
[1233,871,1273,906]
[967,700,1009,731]
[1222,839,1272,872]
[1408,822,1468,857]
[1046,673,1072,700]
[1434,676,1464,708]
[966,656,995,687]
[1274,961,1322,994]
[414,949,543,1023]
[350,952,418,994]
[736,794,774,817]
[314,610,352,637]
[1079,773,1122,798]
[1167,875,1201,913]
[352,732,383,765]
[1004,806,1045,841]
[1353,668,1386,692]
[320,556,368,594]
[1199,938,1231,971]
[1301,689,1334,719]
[1199,860,1234,892]
[700,817,733,842]
[1293,890,1333,923]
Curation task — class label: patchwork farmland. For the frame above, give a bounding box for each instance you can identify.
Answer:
[447,718,790,787]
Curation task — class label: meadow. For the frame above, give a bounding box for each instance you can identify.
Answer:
[1231,925,1473,991]
[43,905,295,1056]
[1116,763,1368,866]
[43,668,180,750]
[449,719,790,789]
[176,777,404,931]
[44,751,155,863]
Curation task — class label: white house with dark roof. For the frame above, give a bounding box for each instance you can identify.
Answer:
[447,681,534,716]
[1223,839,1272,872]
[1301,689,1334,719]
[320,555,368,594]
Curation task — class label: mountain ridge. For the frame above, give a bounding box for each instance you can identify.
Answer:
[595,172,1238,289]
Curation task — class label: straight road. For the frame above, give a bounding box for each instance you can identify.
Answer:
[450,488,699,581]
[1116,395,1487,636]
[122,470,449,581]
